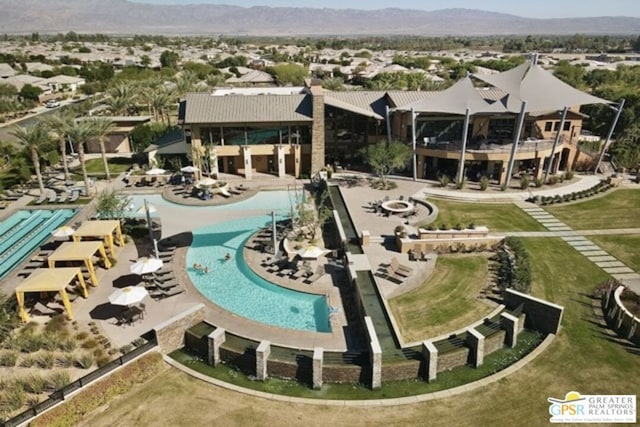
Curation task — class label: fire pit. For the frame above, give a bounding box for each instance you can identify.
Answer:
[381,200,415,215]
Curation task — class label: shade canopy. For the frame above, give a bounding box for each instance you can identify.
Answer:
[48,240,111,286]
[109,286,148,306]
[15,267,88,322]
[474,61,613,112]
[130,257,163,275]
[72,220,125,255]
[297,245,328,259]
[401,76,508,115]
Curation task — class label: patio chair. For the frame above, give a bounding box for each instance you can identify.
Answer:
[47,191,57,204]
[150,286,185,299]
[57,192,69,203]
[68,190,80,203]
[304,266,325,284]
[390,257,412,277]
[34,193,47,205]
[420,251,430,262]
[384,266,406,284]
[31,302,58,316]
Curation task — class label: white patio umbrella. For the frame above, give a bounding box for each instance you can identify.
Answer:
[109,286,148,306]
[130,257,163,275]
[196,177,217,188]
[146,168,166,175]
[51,225,75,238]
[180,165,199,173]
[297,245,328,260]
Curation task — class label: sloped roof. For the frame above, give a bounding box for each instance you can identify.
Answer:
[226,69,275,84]
[324,91,388,120]
[474,61,612,111]
[182,93,312,124]
[386,91,434,108]
[0,63,16,78]
[398,77,509,115]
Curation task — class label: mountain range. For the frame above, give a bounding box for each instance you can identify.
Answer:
[1,0,639,36]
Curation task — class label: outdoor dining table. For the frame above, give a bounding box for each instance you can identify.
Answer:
[119,306,143,325]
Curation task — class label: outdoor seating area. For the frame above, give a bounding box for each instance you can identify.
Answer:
[368,196,419,218]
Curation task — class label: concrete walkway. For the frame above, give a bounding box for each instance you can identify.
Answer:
[513,201,640,293]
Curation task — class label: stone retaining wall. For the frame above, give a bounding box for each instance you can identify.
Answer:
[603,285,640,346]
[485,330,507,354]
[382,360,422,381]
[437,347,469,372]
[153,304,206,353]
[504,289,564,334]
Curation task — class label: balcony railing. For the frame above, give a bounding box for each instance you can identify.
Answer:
[414,138,557,154]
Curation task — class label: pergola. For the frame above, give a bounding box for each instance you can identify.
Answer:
[48,241,111,286]
[72,220,125,255]
[15,267,88,322]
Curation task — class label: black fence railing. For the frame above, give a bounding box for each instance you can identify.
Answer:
[4,335,157,427]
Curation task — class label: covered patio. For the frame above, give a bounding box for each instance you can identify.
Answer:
[48,241,111,286]
[15,267,88,322]
[72,220,125,256]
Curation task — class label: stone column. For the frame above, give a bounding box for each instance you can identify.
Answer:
[277,145,286,177]
[309,82,325,175]
[294,144,301,178]
[466,328,485,367]
[361,230,370,246]
[417,155,425,179]
[364,317,382,390]
[243,145,253,180]
[207,328,226,366]
[312,347,323,390]
[256,340,271,380]
[500,313,519,348]
[422,340,438,382]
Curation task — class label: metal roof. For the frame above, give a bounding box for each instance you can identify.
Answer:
[183,93,313,124]
[324,91,388,120]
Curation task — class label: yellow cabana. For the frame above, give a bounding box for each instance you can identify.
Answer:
[15,267,88,322]
[48,241,111,286]
[73,220,125,256]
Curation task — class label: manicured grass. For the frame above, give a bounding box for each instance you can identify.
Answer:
[428,199,545,232]
[546,189,640,230]
[75,157,132,176]
[588,234,640,272]
[82,238,640,427]
[389,255,494,341]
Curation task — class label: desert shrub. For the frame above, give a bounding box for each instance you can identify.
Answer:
[0,351,18,367]
[18,373,46,394]
[75,353,94,369]
[547,175,558,185]
[81,339,98,349]
[467,222,475,229]
[17,332,44,353]
[438,175,450,187]
[57,353,75,368]
[35,352,55,369]
[519,175,530,190]
[495,237,532,294]
[132,338,146,348]
[75,331,89,340]
[59,337,77,352]
[479,176,489,191]
[96,356,111,367]
[93,348,104,358]
[41,333,63,351]
[20,355,35,368]
[45,371,70,391]
[564,169,574,180]
[119,344,133,355]
[0,388,25,419]
[31,353,163,427]
[454,178,465,189]
[534,177,544,188]
[438,223,448,231]
[44,315,68,335]
[453,223,463,230]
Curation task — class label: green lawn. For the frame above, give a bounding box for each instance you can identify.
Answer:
[389,255,494,341]
[546,189,640,230]
[588,234,640,272]
[428,199,545,232]
[76,157,132,176]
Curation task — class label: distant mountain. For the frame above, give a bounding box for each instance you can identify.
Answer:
[1,0,639,35]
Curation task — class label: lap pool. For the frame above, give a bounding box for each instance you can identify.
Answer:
[128,191,331,333]
[0,209,77,280]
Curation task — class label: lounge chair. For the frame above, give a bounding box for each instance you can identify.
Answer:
[31,302,58,316]
[68,190,79,203]
[150,286,184,299]
[219,188,232,198]
[34,193,47,205]
[304,266,325,284]
[57,192,69,203]
[391,257,413,276]
[47,191,57,204]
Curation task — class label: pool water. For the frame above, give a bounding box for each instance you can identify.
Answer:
[0,209,77,280]
[187,216,331,333]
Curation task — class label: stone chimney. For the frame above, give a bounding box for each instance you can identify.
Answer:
[307,79,325,175]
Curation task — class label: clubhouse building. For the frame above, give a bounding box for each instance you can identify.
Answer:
[176,60,616,184]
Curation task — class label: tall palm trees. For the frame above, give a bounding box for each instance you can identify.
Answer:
[88,117,114,182]
[10,123,50,195]
[64,120,94,196]
[44,112,74,182]
[106,83,135,115]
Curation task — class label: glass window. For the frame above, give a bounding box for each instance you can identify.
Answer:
[544,121,553,132]
[563,121,571,131]
[488,118,515,140]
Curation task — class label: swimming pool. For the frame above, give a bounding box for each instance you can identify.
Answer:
[0,209,77,280]
[188,216,330,332]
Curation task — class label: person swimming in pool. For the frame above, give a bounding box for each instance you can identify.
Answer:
[193,263,202,270]
[224,253,232,261]
[203,266,210,273]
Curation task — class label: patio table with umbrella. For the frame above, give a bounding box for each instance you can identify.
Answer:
[196,177,218,189]
[145,168,167,176]
[130,257,163,276]
[180,165,199,173]
[108,286,148,307]
[51,225,75,239]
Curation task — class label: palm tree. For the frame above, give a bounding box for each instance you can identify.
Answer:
[65,120,94,196]
[149,89,172,125]
[106,83,135,115]
[174,71,197,101]
[44,112,74,182]
[10,123,50,195]
[87,117,114,182]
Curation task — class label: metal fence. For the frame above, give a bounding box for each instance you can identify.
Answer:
[4,336,157,427]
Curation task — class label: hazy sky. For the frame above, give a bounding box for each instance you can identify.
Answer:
[133,0,640,18]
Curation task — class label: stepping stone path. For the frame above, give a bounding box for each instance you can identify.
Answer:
[518,203,640,287]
